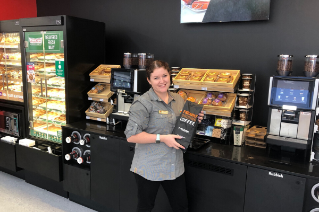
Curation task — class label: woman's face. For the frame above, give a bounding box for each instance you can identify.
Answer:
[147,67,170,95]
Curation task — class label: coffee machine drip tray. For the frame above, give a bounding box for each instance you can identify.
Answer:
[266,134,308,150]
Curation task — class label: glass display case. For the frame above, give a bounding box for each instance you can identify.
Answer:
[25,31,65,143]
[0,32,23,102]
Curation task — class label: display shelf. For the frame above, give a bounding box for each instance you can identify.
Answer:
[0,61,21,66]
[85,116,106,122]
[36,118,66,126]
[85,104,113,119]
[232,120,251,126]
[0,44,19,48]
[235,105,252,109]
[37,105,66,114]
[173,69,240,93]
[32,94,65,101]
[32,83,65,89]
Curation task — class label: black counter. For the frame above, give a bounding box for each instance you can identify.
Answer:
[65,121,319,180]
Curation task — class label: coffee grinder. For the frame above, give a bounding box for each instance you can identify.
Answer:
[265,76,319,161]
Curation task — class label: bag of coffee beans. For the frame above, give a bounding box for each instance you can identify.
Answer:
[173,100,203,152]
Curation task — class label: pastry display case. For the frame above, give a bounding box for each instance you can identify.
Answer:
[25,31,66,143]
[20,16,105,143]
[0,21,24,103]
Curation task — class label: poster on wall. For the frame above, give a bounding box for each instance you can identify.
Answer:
[180,0,271,23]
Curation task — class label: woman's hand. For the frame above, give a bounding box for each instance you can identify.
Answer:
[197,111,205,124]
[161,134,185,150]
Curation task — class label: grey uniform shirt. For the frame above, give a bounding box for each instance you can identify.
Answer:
[124,88,185,181]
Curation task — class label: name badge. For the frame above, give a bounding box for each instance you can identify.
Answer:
[159,110,168,114]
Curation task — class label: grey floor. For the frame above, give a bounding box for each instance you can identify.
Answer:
[0,171,96,212]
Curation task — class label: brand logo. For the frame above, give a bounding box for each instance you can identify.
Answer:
[99,136,107,140]
[29,37,42,44]
[269,172,283,178]
[178,127,189,134]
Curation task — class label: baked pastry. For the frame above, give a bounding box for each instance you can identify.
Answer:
[207,72,218,76]
[89,83,107,94]
[33,109,46,117]
[32,98,46,106]
[217,93,227,102]
[219,72,231,78]
[192,71,203,77]
[189,75,202,81]
[54,114,66,122]
[217,77,229,83]
[187,96,196,102]
[180,71,190,76]
[206,93,216,99]
[178,90,188,101]
[206,99,212,105]
[212,98,223,106]
[204,76,216,81]
[33,121,45,128]
[175,75,189,80]
[47,125,61,132]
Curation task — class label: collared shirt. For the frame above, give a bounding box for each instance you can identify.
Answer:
[124,87,185,181]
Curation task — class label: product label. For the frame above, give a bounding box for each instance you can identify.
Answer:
[55,59,64,77]
[27,62,35,83]
[159,110,168,114]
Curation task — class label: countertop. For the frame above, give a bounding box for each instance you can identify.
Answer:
[64,121,319,180]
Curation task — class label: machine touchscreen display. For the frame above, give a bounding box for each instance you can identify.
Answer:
[274,80,309,104]
[270,77,315,109]
[111,70,133,91]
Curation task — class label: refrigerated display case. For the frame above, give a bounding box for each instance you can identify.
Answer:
[20,16,105,143]
[0,20,24,103]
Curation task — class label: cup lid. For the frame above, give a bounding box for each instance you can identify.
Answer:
[278,54,293,57]
[305,55,318,58]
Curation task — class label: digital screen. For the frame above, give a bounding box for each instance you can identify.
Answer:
[111,70,133,91]
[274,80,309,104]
[269,77,315,110]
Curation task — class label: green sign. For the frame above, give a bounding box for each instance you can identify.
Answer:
[25,31,64,53]
[44,31,63,53]
[55,59,65,77]
[25,32,43,52]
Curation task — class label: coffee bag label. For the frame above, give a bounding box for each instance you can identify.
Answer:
[172,100,203,152]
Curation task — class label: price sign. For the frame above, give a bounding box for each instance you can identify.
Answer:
[88,97,92,100]
[201,87,207,91]
[174,85,179,88]
[97,118,101,121]
[99,99,104,102]
[86,116,90,119]
[90,78,94,82]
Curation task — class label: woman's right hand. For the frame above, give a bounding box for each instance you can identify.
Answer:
[160,134,185,150]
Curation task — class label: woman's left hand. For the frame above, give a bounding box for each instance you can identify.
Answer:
[197,111,205,124]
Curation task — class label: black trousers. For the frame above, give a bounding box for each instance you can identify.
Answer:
[134,173,188,212]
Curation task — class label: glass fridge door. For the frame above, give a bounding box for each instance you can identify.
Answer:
[0,32,23,102]
[25,31,65,143]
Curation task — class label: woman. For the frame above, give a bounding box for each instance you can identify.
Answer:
[124,60,204,212]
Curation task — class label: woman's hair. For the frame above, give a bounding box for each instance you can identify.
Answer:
[146,60,171,80]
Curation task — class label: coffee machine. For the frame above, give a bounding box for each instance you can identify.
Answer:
[266,76,319,161]
[109,68,149,123]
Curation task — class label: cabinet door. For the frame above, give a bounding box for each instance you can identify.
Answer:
[244,167,306,212]
[185,153,247,212]
[119,140,173,212]
[90,134,120,211]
